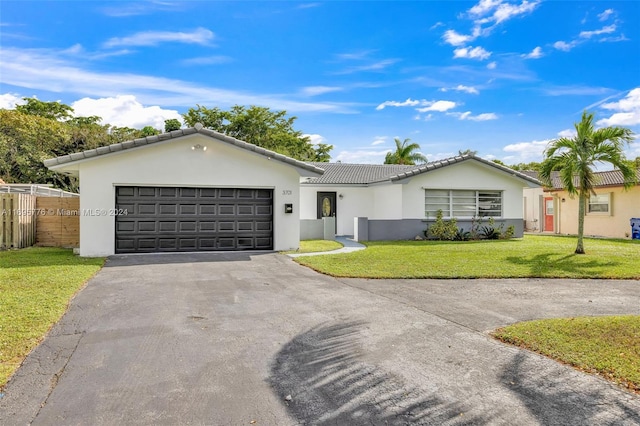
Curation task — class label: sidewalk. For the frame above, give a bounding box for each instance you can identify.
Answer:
[286,236,365,257]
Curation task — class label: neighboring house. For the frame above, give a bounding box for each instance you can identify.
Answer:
[523,170,640,238]
[45,124,323,256]
[44,125,540,256]
[300,156,540,241]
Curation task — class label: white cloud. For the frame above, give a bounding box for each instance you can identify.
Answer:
[597,88,640,126]
[487,61,497,69]
[180,55,232,66]
[335,58,399,74]
[71,95,182,130]
[579,24,616,39]
[301,86,343,96]
[598,9,614,21]
[553,40,578,52]
[376,98,421,110]
[103,27,214,48]
[490,0,539,24]
[0,47,355,113]
[416,100,458,112]
[453,46,491,60]
[440,85,480,94]
[371,136,387,146]
[442,29,475,46]
[303,134,328,145]
[0,93,24,109]
[522,46,543,59]
[557,129,576,138]
[334,149,392,164]
[450,111,498,121]
[502,139,550,163]
[468,0,540,26]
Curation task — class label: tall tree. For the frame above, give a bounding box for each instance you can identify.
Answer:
[384,137,427,165]
[539,111,636,254]
[15,97,74,121]
[164,119,181,132]
[182,104,332,162]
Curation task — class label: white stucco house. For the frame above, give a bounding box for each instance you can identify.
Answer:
[300,158,540,241]
[45,125,540,256]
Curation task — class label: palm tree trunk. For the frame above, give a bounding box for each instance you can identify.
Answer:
[576,191,586,254]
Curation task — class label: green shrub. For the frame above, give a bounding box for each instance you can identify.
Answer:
[425,210,458,240]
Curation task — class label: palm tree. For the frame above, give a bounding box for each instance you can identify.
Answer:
[384,137,427,165]
[539,111,636,254]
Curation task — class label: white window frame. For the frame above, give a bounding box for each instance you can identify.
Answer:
[587,193,611,215]
[425,189,503,219]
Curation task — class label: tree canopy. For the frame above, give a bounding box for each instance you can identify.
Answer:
[539,111,636,254]
[182,104,332,162]
[1,98,331,191]
[384,138,427,165]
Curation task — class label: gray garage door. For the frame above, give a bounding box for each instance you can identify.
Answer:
[115,186,273,253]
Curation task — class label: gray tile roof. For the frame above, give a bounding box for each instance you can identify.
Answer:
[44,124,324,176]
[305,162,416,184]
[534,169,640,190]
[306,154,541,186]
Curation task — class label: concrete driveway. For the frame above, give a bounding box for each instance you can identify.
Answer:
[1,252,639,425]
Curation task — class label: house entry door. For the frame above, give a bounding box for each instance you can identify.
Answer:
[317,192,337,232]
[544,197,554,232]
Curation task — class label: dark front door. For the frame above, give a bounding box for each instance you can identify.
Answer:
[317,192,337,230]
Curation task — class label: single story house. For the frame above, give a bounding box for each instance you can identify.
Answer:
[300,158,540,240]
[45,125,540,256]
[524,170,640,238]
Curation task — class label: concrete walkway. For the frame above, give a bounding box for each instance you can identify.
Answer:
[287,235,366,257]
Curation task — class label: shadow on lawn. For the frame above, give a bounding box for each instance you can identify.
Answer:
[500,352,640,424]
[504,252,620,277]
[268,321,491,425]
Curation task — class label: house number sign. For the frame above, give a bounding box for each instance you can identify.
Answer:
[282,189,293,196]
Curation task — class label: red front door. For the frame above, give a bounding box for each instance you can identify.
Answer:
[544,197,554,232]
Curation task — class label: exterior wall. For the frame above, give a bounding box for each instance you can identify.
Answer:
[372,184,403,219]
[548,185,640,238]
[76,134,302,256]
[300,185,373,236]
[400,161,530,220]
[355,218,525,242]
[523,187,543,232]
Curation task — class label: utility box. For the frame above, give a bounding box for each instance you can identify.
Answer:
[631,218,640,240]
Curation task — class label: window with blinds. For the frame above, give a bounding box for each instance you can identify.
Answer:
[425,189,503,218]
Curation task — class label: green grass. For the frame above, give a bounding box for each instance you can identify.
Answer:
[282,239,344,254]
[0,247,104,390]
[493,316,640,393]
[294,235,640,279]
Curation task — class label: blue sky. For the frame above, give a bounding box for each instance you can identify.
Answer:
[1,0,639,165]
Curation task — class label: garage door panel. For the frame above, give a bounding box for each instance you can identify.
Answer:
[219,205,236,215]
[138,221,156,232]
[139,187,156,197]
[160,204,177,215]
[115,186,273,253]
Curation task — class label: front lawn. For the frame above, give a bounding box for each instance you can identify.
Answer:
[493,315,640,393]
[0,248,104,390]
[282,239,343,254]
[294,235,640,279]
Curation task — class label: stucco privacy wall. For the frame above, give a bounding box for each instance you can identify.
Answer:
[300,186,373,236]
[75,134,301,256]
[549,186,640,238]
